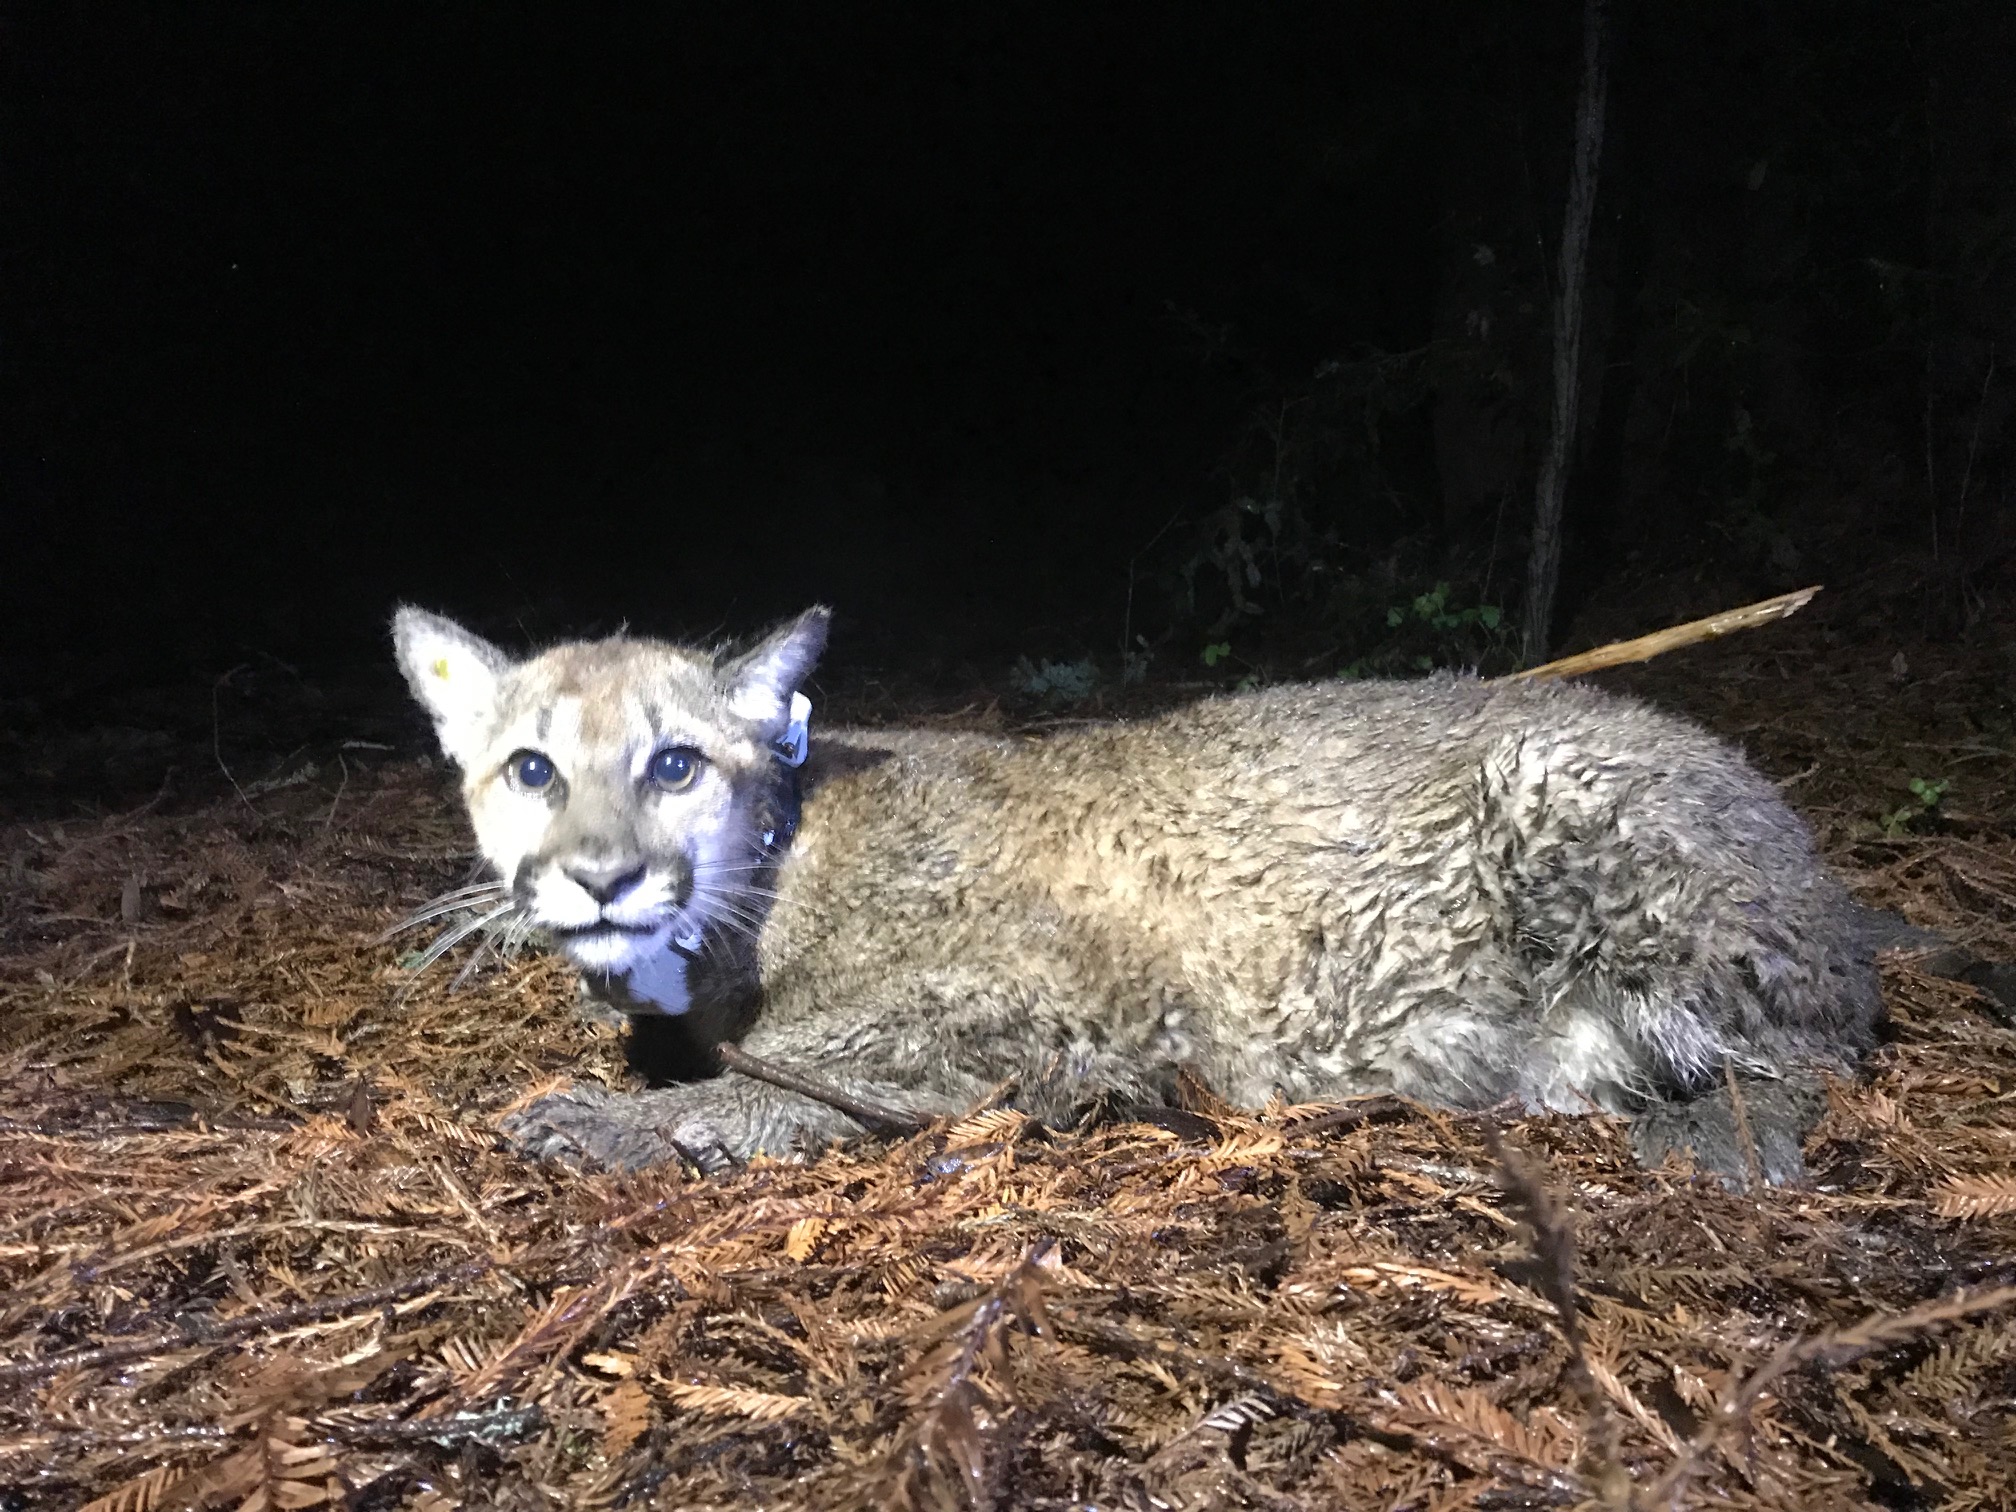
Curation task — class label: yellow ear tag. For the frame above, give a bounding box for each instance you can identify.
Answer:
[432,658,450,679]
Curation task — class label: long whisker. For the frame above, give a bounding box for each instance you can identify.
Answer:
[722,889,790,915]
[377,883,511,941]
[695,870,802,908]
[445,876,510,896]
[701,874,778,899]
[402,901,519,976]
[401,878,510,906]
[500,913,539,958]
[725,889,828,930]
[690,862,829,917]
[699,919,762,967]
[453,912,542,992]
[693,861,793,884]
[701,920,758,954]
[696,894,776,935]
[448,934,499,992]
[704,884,774,914]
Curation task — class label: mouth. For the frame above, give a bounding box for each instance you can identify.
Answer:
[551,920,659,943]
[550,918,705,969]
[553,921,661,973]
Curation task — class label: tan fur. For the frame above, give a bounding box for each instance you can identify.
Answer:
[395,605,1883,1182]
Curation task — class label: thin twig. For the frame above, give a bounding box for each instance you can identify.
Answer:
[323,751,350,829]
[1284,1093,1413,1138]
[1121,505,1187,666]
[0,1258,494,1383]
[211,665,256,815]
[1487,1133,1628,1508]
[97,766,178,830]
[1639,1283,2016,1510]
[324,1402,546,1447]
[0,1403,546,1461]
[1720,1058,1765,1193]
[717,1042,931,1135]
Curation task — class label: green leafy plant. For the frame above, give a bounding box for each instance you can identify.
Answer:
[1882,776,1950,835]
[1339,580,1513,678]
[1200,641,1262,690]
[1155,339,1460,645]
[1009,656,1100,708]
[1387,582,1504,635]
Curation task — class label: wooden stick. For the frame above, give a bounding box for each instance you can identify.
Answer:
[717,1042,931,1135]
[1503,584,1821,684]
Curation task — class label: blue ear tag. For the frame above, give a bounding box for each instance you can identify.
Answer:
[762,692,812,853]
[775,691,812,768]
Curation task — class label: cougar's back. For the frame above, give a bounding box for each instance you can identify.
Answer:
[770,673,1875,1123]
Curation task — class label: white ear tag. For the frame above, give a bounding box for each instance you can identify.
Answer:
[775,691,812,767]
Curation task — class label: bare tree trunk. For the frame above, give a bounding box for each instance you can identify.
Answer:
[1520,0,1612,667]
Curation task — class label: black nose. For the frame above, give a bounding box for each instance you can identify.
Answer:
[565,861,646,905]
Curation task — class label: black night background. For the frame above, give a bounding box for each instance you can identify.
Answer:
[8,2,2012,802]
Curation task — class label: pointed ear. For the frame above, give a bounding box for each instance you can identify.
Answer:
[392,606,514,767]
[723,607,830,730]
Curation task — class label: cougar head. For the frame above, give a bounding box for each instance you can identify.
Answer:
[391,605,827,1009]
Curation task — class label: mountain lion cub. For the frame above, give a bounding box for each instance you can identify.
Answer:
[394,605,1888,1183]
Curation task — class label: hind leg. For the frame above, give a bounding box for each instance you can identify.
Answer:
[1628,1071,1823,1187]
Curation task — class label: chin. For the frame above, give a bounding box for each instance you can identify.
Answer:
[561,926,666,973]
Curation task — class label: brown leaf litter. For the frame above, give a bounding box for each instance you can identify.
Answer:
[3,619,2016,1511]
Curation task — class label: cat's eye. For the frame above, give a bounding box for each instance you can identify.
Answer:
[508,750,556,791]
[648,746,702,792]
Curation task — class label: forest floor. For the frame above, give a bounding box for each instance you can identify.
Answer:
[3,586,2015,1511]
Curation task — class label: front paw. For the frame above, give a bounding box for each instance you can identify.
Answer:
[499,1084,738,1173]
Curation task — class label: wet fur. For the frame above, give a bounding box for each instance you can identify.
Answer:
[396,607,1887,1183]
